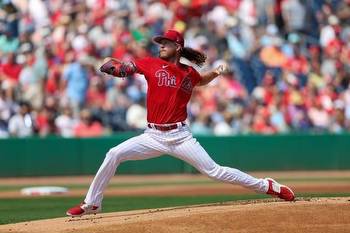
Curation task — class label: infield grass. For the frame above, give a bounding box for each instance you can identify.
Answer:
[0,193,349,225]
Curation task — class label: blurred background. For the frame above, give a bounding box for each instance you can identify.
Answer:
[0,0,350,138]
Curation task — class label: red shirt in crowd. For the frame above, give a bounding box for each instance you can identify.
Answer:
[0,61,22,83]
[133,57,202,124]
[86,87,106,107]
[283,55,308,74]
[74,122,104,138]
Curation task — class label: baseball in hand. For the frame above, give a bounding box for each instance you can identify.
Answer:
[215,64,229,75]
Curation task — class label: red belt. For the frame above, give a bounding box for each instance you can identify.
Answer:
[147,122,186,131]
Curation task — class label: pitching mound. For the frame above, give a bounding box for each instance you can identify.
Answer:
[1,197,349,233]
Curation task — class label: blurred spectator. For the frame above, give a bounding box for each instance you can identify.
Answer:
[213,111,234,136]
[126,98,147,130]
[18,52,45,109]
[270,101,289,133]
[35,96,57,136]
[62,54,90,117]
[55,106,77,138]
[191,113,212,135]
[8,101,34,137]
[0,89,14,138]
[0,53,22,86]
[74,108,104,138]
[308,100,331,131]
[0,0,348,137]
[86,76,106,110]
[281,0,306,33]
[0,31,19,54]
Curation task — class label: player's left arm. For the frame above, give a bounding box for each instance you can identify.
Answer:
[197,64,228,86]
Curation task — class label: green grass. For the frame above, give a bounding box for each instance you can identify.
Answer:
[0,194,264,225]
[0,193,349,225]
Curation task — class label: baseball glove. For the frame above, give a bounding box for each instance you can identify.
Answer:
[99,58,136,77]
[100,58,123,76]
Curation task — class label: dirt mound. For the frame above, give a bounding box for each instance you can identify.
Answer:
[1,197,349,233]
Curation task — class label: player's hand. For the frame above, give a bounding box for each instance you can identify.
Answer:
[214,64,229,76]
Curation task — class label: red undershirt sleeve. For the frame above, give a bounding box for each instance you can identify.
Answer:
[191,67,202,86]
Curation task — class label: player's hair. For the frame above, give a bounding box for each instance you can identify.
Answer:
[180,47,207,67]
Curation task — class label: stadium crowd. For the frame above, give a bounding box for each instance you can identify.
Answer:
[0,0,350,137]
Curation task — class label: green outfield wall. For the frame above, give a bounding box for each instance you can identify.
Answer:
[0,133,349,177]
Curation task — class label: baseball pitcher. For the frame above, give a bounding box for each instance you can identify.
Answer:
[66,30,294,217]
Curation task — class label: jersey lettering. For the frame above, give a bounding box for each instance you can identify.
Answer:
[133,57,202,124]
[155,70,177,87]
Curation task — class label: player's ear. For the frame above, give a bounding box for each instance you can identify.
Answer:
[176,44,182,52]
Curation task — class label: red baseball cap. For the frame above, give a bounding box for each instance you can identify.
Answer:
[153,29,184,47]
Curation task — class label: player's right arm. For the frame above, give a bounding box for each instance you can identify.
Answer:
[197,64,229,86]
[99,58,137,77]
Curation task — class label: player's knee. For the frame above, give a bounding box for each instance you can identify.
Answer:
[206,164,222,180]
[105,147,124,163]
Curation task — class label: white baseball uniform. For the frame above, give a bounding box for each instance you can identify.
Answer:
[85,124,269,206]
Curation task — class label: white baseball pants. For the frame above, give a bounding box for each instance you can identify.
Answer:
[85,124,269,206]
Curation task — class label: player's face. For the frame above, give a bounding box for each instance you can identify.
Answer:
[158,39,179,60]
